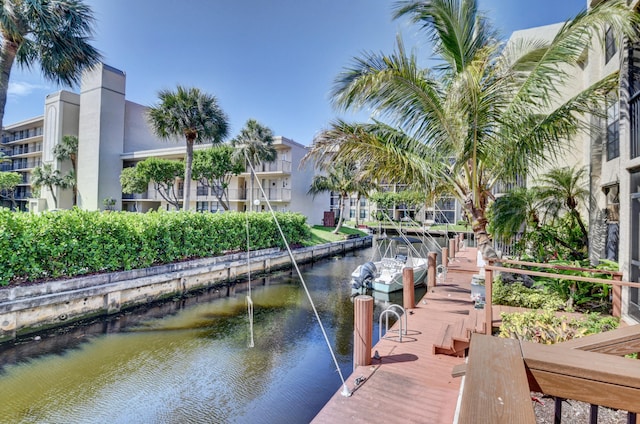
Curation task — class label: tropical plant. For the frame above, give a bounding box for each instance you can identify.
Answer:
[147,86,229,211]
[192,145,245,210]
[489,166,590,260]
[308,162,372,233]
[537,165,590,247]
[0,171,21,208]
[132,157,184,210]
[31,163,68,209]
[119,166,149,212]
[369,190,428,221]
[231,119,277,212]
[0,0,101,130]
[53,135,79,205]
[499,310,618,344]
[304,0,638,260]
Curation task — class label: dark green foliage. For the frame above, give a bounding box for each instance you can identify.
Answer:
[0,208,310,286]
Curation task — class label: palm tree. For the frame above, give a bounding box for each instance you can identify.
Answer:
[31,163,67,209]
[0,0,101,130]
[53,135,78,205]
[490,166,590,258]
[308,162,365,234]
[306,0,638,259]
[147,86,229,211]
[231,119,276,212]
[536,166,590,247]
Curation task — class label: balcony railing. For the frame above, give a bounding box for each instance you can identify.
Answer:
[246,160,292,174]
[253,188,291,202]
[122,192,149,200]
[12,159,41,170]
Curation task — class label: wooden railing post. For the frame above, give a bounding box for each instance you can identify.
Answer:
[428,252,437,288]
[442,247,449,268]
[353,295,373,370]
[403,267,415,309]
[612,274,622,318]
[484,262,493,335]
[449,238,456,258]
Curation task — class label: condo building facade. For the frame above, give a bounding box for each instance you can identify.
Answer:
[0,63,328,224]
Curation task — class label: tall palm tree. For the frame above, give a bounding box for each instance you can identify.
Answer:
[53,135,78,205]
[147,86,229,211]
[0,0,101,130]
[307,0,638,259]
[308,162,365,234]
[231,119,276,212]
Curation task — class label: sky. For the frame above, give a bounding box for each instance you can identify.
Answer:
[5,0,587,146]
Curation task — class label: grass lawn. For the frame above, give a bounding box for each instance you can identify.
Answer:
[306,225,368,245]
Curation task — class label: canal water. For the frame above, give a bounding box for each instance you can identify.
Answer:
[0,246,431,424]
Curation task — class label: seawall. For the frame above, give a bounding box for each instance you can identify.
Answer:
[0,236,372,342]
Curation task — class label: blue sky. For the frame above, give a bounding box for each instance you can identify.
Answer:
[5,0,586,145]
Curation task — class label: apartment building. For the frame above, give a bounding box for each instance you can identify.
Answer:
[584,0,640,323]
[0,63,328,225]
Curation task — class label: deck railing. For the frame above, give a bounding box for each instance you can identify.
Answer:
[458,259,640,423]
[457,328,640,423]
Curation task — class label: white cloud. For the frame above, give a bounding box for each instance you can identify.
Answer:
[8,81,49,97]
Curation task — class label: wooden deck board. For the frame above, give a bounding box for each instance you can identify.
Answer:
[312,247,481,424]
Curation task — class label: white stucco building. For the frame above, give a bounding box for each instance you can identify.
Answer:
[0,63,328,225]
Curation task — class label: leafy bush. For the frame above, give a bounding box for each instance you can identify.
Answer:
[523,258,617,313]
[499,310,619,344]
[492,278,566,311]
[0,208,310,285]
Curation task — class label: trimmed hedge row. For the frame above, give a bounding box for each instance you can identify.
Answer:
[0,208,311,286]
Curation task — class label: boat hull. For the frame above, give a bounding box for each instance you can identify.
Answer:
[372,263,428,293]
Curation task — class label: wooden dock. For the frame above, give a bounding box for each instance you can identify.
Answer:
[313,246,482,424]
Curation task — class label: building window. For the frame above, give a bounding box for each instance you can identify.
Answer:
[196,182,208,196]
[605,26,617,64]
[606,97,619,161]
[196,201,208,212]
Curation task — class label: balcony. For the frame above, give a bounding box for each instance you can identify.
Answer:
[122,192,149,200]
[256,188,291,202]
[243,159,292,175]
[12,159,41,170]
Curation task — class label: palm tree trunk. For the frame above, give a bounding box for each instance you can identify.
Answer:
[355,194,360,227]
[48,184,58,209]
[0,40,18,131]
[465,196,498,261]
[333,193,346,234]
[183,140,194,210]
[250,169,255,212]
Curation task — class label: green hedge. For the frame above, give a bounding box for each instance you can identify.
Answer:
[0,208,311,286]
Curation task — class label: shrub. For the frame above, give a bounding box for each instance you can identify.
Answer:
[492,278,565,311]
[0,209,311,286]
[499,310,619,344]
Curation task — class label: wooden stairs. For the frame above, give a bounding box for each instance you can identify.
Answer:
[433,308,486,357]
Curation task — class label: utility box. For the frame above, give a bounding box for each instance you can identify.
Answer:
[323,211,335,227]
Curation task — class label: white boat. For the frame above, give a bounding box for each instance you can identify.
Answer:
[350,235,429,293]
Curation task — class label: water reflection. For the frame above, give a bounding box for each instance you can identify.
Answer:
[0,247,430,423]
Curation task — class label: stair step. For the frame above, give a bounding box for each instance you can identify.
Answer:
[433,320,466,356]
[433,312,487,357]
